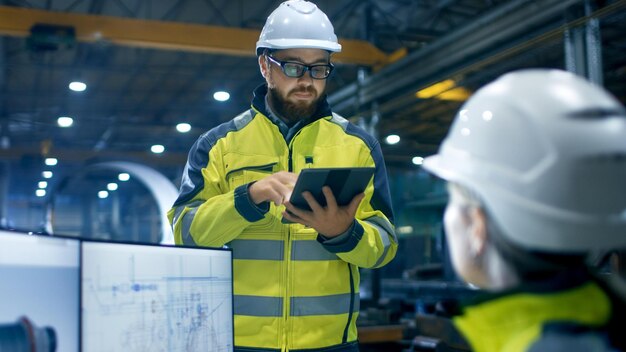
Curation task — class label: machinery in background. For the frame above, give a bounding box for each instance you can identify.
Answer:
[357,223,477,352]
[0,317,57,352]
[358,278,478,352]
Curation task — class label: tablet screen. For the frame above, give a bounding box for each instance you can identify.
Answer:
[288,167,375,211]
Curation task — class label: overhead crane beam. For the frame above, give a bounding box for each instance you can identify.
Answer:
[0,5,392,67]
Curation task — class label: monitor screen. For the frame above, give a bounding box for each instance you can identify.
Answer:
[81,241,233,352]
[0,230,80,352]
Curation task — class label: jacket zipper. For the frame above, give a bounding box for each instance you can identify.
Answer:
[283,137,294,351]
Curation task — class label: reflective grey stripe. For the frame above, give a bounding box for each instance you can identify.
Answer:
[367,220,393,268]
[181,207,198,246]
[233,110,254,130]
[291,240,339,261]
[173,200,204,225]
[234,295,282,317]
[330,112,350,131]
[172,205,185,225]
[229,239,283,260]
[290,293,358,316]
[366,215,397,242]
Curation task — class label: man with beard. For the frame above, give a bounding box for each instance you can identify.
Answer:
[168,1,397,351]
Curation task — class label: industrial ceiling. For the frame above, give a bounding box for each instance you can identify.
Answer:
[0,0,624,234]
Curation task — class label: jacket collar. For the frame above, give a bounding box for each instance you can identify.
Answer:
[453,278,612,352]
[251,84,333,124]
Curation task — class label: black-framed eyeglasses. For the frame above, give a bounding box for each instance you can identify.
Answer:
[266,55,334,80]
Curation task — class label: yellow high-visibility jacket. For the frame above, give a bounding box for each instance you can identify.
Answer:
[454,275,626,352]
[168,85,397,352]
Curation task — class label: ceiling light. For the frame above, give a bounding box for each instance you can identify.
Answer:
[213,91,230,102]
[45,158,58,166]
[176,123,191,133]
[42,171,53,179]
[396,226,414,235]
[38,181,48,189]
[57,116,74,127]
[98,191,109,199]
[1,136,9,149]
[69,81,87,92]
[118,173,130,182]
[107,183,118,191]
[412,156,424,165]
[36,189,46,197]
[151,144,165,154]
[385,135,400,145]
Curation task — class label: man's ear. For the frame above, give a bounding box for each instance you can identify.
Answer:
[258,55,268,79]
[468,207,488,257]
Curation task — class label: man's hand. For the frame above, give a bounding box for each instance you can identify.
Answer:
[283,186,365,237]
[248,171,298,206]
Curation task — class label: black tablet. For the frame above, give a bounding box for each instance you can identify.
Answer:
[288,167,375,211]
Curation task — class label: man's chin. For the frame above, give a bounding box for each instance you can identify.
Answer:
[269,87,320,121]
[283,101,318,122]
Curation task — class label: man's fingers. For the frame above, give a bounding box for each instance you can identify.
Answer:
[285,201,311,220]
[267,189,283,206]
[257,177,295,205]
[302,191,323,213]
[273,171,298,185]
[270,180,293,205]
[322,186,338,212]
[282,210,307,226]
[347,193,365,215]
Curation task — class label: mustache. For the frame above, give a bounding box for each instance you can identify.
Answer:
[288,86,317,96]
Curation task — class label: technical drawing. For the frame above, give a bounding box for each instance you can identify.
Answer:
[82,243,233,352]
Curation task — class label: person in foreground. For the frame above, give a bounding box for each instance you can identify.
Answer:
[423,69,626,352]
[168,1,397,351]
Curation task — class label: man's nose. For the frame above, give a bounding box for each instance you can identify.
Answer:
[297,71,314,84]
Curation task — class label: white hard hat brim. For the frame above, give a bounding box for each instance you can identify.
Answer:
[257,38,342,53]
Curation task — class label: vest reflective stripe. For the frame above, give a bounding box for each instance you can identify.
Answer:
[366,215,396,242]
[173,200,204,224]
[291,240,339,261]
[172,205,186,225]
[233,109,254,130]
[366,220,392,268]
[230,239,284,261]
[181,207,199,246]
[290,293,358,316]
[329,112,350,131]
[234,295,283,317]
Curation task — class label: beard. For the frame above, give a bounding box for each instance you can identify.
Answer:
[268,84,323,125]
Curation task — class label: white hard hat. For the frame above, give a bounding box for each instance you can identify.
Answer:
[424,69,626,252]
[256,0,341,55]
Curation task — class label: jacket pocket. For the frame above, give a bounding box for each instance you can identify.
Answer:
[224,153,279,190]
[224,153,281,233]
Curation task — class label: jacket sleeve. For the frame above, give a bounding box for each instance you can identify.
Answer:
[317,140,397,268]
[167,133,268,247]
